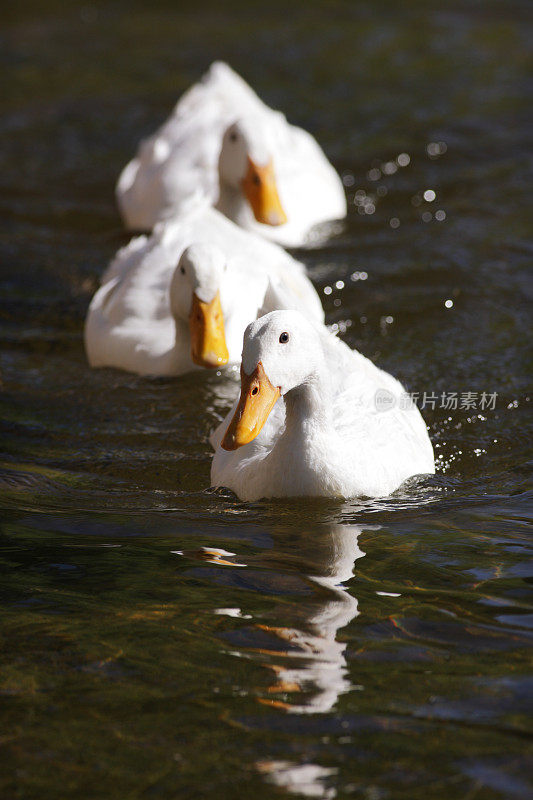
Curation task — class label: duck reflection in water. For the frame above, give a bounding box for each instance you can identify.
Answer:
[175,522,376,799]
[250,523,365,715]
[179,522,371,714]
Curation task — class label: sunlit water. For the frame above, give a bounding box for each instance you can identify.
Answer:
[1,2,532,798]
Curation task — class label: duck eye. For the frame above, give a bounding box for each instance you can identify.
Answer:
[229,132,238,142]
[279,332,289,344]
[180,266,185,275]
[252,174,261,186]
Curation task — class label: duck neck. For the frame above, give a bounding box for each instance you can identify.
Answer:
[171,315,192,369]
[283,369,333,442]
[216,179,252,228]
[173,315,188,342]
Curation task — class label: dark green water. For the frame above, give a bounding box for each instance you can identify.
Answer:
[1,2,532,798]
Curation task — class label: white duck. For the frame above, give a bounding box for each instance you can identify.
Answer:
[211,310,435,500]
[84,207,324,377]
[116,62,346,247]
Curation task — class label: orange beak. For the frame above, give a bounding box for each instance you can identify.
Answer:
[189,291,229,368]
[241,157,287,227]
[221,362,281,450]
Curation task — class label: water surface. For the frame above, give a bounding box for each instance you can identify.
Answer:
[1,2,532,798]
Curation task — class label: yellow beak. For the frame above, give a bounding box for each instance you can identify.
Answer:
[241,157,288,227]
[189,291,229,368]
[221,362,281,450]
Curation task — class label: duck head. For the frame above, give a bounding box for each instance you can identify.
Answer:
[170,244,230,369]
[218,120,287,227]
[222,310,324,449]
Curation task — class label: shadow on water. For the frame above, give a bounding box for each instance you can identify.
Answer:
[1,0,532,798]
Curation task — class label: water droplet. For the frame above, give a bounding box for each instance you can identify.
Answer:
[435,209,446,221]
[390,217,400,229]
[382,161,398,175]
[397,152,410,167]
[335,280,344,290]
[367,168,381,181]
[323,286,332,295]
[427,141,447,157]
[444,299,453,308]
[422,211,433,222]
[423,189,436,202]
[351,270,369,282]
